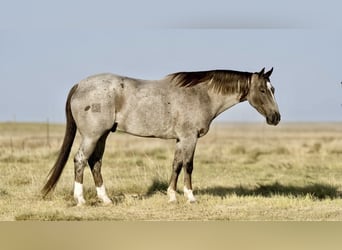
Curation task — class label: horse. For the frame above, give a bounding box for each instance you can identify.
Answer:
[42,67,280,205]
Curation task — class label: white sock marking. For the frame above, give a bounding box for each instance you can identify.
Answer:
[74,181,85,206]
[96,184,112,204]
[167,187,177,203]
[184,186,196,203]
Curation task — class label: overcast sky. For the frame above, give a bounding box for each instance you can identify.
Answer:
[1,1,341,123]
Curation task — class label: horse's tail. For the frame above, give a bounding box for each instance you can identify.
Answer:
[42,84,78,197]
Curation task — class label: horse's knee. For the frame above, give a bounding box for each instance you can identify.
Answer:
[172,161,182,174]
[184,161,193,174]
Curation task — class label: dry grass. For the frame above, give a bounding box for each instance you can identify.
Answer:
[1,122,342,221]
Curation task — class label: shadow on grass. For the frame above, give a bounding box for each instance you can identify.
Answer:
[199,182,342,200]
[145,178,169,197]
[144,179,341,200]
[53,180,341,204]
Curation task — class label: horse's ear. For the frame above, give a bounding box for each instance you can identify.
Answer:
[258,67,265,76]
[264,67,273,78]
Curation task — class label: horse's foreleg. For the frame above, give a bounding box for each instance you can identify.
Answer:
[88,131,112,205]
[168,137,197,203]
[183,159,196,203]
[167,158,182,203]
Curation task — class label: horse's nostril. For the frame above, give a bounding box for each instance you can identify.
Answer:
[273,112,281,124]
[268,112,280,125]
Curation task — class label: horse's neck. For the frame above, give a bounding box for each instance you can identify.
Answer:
[208,91,242,118]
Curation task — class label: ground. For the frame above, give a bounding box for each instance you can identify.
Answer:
[1,122,342,220]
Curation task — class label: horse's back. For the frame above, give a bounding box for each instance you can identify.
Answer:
[70,73,211,139]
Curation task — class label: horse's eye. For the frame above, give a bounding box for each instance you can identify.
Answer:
[260,88,266,94]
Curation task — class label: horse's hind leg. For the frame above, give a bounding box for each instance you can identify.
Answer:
[73,136,99,206]
[88,131,112,205]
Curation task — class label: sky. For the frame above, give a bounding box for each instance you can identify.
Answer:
[0,1,341,123]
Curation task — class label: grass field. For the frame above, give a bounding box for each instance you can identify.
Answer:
[1,122,342,221]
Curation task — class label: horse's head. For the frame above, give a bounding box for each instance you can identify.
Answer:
[247,67,280,125]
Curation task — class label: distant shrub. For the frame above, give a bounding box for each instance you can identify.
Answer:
[308,142,322,154]
[230,145,246,154]
[274,146,290,155]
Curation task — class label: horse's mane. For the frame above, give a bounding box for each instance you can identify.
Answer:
[169,70,252,96]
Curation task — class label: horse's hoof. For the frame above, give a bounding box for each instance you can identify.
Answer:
[167,187,177,203]
[183,187,196,203]
[76,201,86,207]
[102,200,113,206]
[187,198,196,204]
[75,197,86,207]
[101,196,113,205]
[168,198,177,204]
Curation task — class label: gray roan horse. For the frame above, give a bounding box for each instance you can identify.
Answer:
[42,67,280,205]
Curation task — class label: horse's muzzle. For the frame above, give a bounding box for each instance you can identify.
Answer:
[266,112,281,125]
